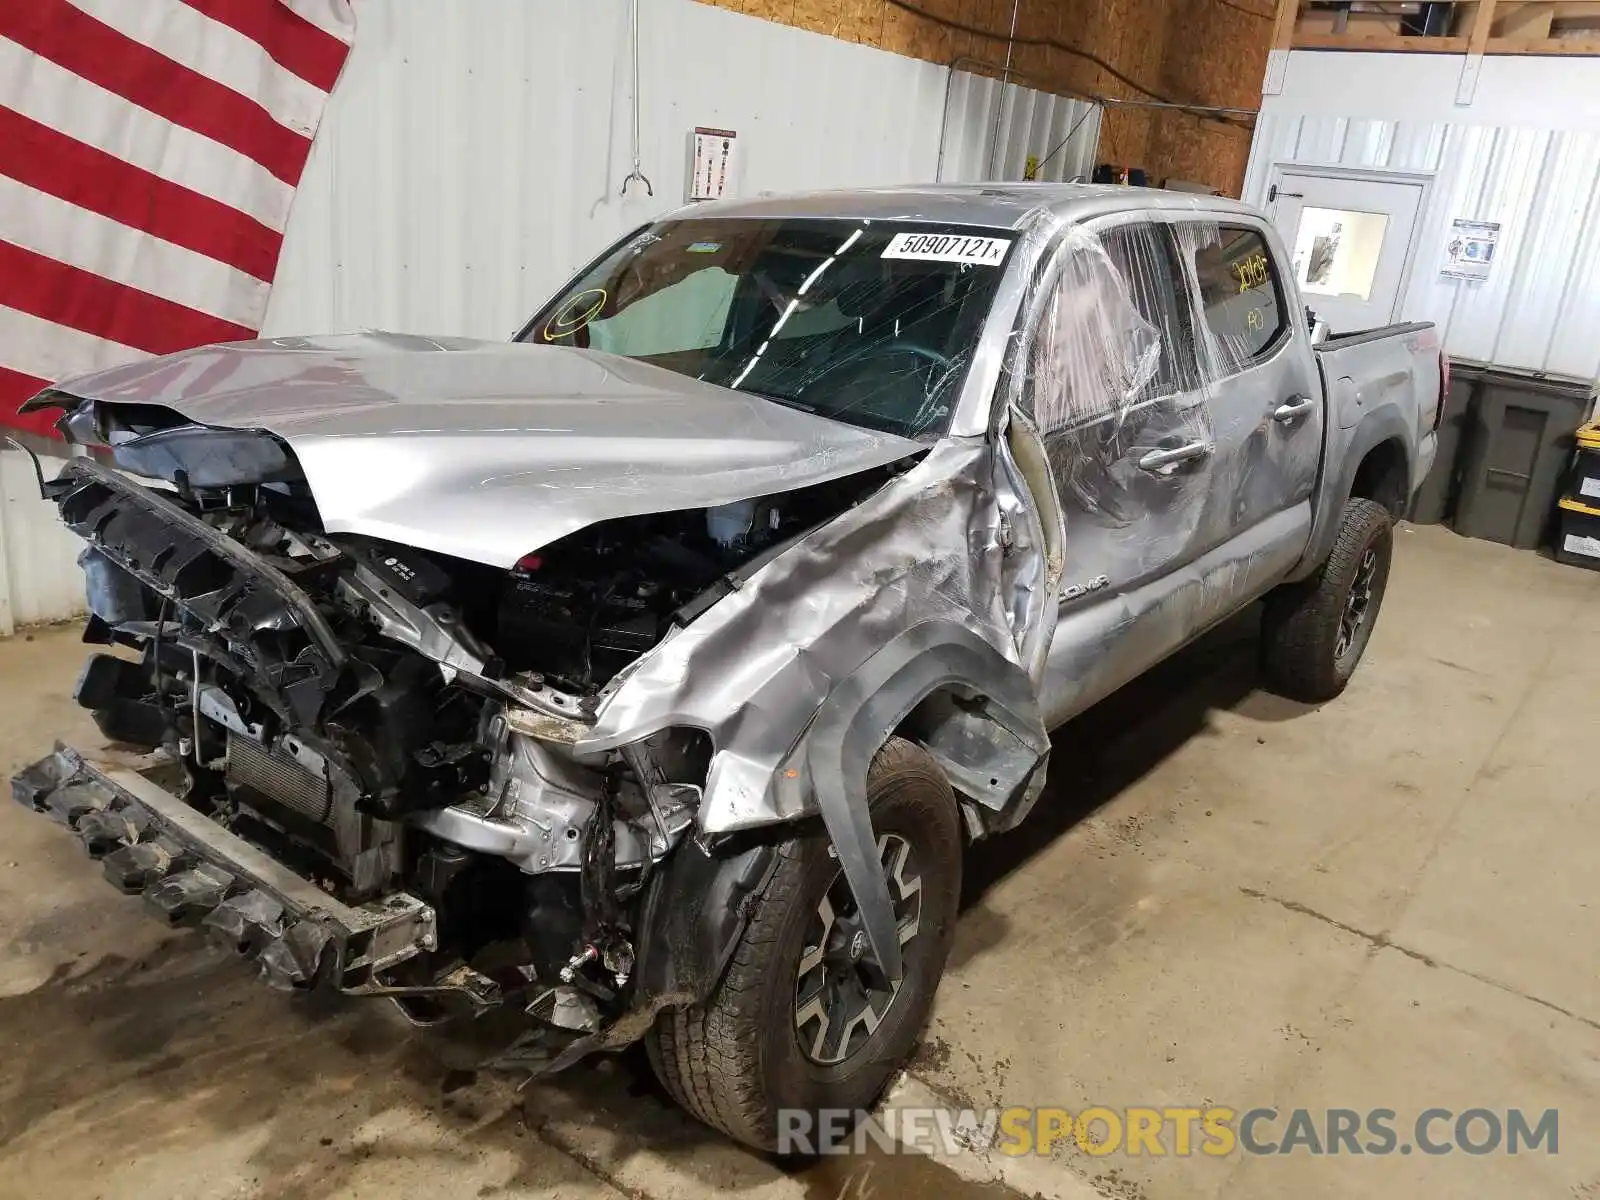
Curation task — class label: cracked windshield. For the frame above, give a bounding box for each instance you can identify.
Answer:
[523,217,1012,438]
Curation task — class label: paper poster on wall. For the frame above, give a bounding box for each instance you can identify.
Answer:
[1441,218,1500,281]
[688,128,737,202]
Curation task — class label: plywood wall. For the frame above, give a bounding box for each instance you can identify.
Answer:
[694,0,1271,194]
[1146,0,1271,191]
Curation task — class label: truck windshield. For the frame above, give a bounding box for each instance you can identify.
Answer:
[519,218,1013,439]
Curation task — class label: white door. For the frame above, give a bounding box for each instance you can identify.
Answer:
[1267,170,1426,333]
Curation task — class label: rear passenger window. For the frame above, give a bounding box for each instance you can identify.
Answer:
[1185,225,1285,368]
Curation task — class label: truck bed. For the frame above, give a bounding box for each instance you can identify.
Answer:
[1317,320,1437,352]
[1314,320,1442,442]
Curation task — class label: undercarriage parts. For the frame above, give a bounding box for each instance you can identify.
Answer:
[13,745,436,990]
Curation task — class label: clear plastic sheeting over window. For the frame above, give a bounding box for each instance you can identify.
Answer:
[1024,227,1163,434]
[1175,222,1290,382]
[1007,204,1325,611]
[1020,221,1214,543]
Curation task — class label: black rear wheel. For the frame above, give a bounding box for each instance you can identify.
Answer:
[1261,497,1394,702]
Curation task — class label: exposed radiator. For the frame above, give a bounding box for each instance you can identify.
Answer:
[226,734,333,826]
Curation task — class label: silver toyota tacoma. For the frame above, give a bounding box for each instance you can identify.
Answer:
[12,185,1441,1149]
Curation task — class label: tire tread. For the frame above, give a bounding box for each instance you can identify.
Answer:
[645,738,950,1149]
[1261,497,1392,703]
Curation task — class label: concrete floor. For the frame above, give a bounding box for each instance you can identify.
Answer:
[1,523,1597,1200]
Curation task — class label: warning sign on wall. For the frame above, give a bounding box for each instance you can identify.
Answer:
[1441,218,1500,282]
[688,128,737,202]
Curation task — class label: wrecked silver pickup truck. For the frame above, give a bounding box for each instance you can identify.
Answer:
[12,185,1440,1150]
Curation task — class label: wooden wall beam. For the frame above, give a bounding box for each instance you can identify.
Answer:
[1270,0,1299,50]
[1487,35,1600,52]
[1293,32,1471,51]
[1467,0,1501,55]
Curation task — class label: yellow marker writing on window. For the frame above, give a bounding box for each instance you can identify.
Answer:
[543,288,608,341]
[1232,253,1269,293]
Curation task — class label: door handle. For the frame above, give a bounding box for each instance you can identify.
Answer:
[1273,395,1316,423]
[1137,442,1211,473]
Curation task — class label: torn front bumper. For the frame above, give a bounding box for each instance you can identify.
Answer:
[11,744,436,991]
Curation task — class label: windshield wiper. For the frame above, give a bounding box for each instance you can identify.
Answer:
[737,387,819,415]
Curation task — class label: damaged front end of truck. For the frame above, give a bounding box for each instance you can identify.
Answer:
[10,326,1053,1078]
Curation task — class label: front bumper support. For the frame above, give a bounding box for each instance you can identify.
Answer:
[12,744,435,990]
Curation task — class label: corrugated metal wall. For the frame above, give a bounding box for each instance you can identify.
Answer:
[936,70,1101,186]
[2,0,1096,633]
[1244,113,1600,382]
[0,448,84,636]
[262,0,1098,339]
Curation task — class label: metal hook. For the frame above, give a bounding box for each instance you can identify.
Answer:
[621,168,653,198]
[619,0,653,198]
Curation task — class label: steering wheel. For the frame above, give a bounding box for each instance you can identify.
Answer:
[804,342,953,391]
[801,344,958,436]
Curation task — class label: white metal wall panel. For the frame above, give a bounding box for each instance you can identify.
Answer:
[264,0,1089,340]
[937,70,1100,185]
[1266,49,1600,130]
[0,449,84,636]
[1247,111,1600,381]
[1534,132,1600,381]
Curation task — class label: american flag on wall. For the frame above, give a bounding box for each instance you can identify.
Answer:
[0,0,355,438]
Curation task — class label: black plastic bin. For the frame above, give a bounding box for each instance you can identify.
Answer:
[1449,365,1594,550]
[1564,433,1600,508]
[1555,498,1600,570]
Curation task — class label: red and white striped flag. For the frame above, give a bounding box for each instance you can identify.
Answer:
[0,0,355,438]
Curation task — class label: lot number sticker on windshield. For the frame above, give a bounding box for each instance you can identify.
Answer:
[882,233,1010,265]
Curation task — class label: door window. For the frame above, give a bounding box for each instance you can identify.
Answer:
[1100,224,1200,401]
[1183,225,1287,371]
[1025,222,1195,435]
[1026,221,1213,528]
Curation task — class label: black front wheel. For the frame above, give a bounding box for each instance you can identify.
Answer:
[646,737,962,1151]
[1260,496,1395,703]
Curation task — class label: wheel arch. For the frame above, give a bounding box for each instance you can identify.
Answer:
[1349,436,1411,518]
[1289,407,1414,582]
[791,620,1048,981]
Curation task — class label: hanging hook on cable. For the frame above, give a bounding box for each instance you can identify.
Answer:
[620,0,653,197]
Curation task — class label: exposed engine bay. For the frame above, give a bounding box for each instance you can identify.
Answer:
[36,398,906,1052]
[485,490,813,692]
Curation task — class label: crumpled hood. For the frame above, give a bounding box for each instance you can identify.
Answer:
[49,331,923,568]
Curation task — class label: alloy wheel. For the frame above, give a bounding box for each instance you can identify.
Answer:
[793,833,922,1066]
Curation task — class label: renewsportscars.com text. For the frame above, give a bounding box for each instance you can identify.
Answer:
[777,1105,1560,1158]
